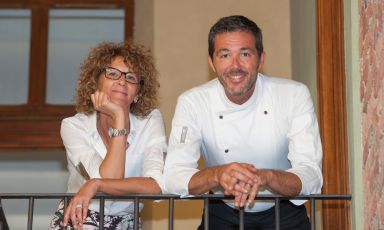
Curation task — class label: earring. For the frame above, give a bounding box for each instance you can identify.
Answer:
[134,97,138,103]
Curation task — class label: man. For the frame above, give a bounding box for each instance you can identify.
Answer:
[164,15,322,229]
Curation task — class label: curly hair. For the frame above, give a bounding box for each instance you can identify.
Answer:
[75,41,159,117]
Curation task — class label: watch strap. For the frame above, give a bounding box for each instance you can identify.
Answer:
[108,128,128,138]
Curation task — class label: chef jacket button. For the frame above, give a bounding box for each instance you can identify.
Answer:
[224,149,229,153]
[219,115,223,119]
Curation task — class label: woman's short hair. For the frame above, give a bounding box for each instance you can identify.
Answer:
[75,41,159,117]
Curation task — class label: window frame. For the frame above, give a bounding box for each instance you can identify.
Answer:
[0,0,133,149]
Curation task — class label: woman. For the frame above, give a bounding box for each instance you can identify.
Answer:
[49,41,166,230]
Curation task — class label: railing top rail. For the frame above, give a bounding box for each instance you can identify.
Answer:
[0,193,352,200]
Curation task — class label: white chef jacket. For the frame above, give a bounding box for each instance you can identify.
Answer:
[61,109,167,215]
[164,74,323,212]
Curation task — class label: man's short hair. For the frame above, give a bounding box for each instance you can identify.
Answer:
[208,15,263,59]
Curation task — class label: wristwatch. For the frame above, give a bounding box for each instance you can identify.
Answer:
[108,128,128,138]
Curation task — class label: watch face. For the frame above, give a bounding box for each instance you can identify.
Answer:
[108,128,113,138]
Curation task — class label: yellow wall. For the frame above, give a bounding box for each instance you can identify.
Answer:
[290,0,317,110]
[136,0,292,133]
[344,0,364,229]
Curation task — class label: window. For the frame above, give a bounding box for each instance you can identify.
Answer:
[0,0,133,149]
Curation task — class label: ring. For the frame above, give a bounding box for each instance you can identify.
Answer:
[75,204,82,208]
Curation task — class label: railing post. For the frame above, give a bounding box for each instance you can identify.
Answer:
[239,207,244,230]
[0,199,9,230]
[310,198,316,230]
[99,197,105,230]
[27,197,34,230]
[63,196,68,210]
[204,197,209,230]
[134,197,139,230]
[274,198,280,230]
[168,197,174,230]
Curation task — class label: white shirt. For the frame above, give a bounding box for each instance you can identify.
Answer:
[61,109,167,215]
[164,74,323,212]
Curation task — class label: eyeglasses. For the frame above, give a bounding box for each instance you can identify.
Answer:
[103,67,144,85]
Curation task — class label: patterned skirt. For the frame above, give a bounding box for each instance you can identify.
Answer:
[49,201,141,230]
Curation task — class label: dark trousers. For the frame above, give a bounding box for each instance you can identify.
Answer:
[197,200,311,230]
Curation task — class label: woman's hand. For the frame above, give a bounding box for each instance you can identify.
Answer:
[91,90,125,122]
[63,179,99,229]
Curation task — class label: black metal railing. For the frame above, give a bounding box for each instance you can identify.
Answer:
[0,193,351,230]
